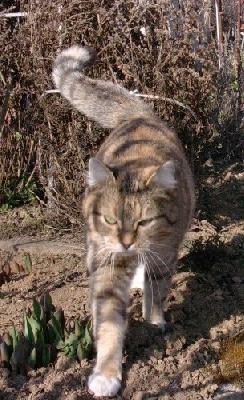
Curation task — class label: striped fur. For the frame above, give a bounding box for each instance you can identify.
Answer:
[53,46,195,397]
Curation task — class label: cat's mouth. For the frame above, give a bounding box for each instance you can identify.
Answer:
[101,238,138,256]
[114,250,137,256]
[112,243,137,256]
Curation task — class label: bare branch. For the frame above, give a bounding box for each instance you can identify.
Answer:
[132,93,198,120]
[0,86,12,139]
[0,12,28,18]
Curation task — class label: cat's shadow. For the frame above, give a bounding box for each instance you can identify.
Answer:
[125,315,166,363]
[122,232,244,396]
[123,293,168,389]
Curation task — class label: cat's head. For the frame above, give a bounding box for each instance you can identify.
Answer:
[83,158,179,255]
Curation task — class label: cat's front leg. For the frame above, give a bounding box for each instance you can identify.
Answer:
[142,252,176,332]
[88,267,129,397]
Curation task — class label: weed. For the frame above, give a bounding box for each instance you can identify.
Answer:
[212,331,244,389]
[0,178,39,211]
[0,293,93,374]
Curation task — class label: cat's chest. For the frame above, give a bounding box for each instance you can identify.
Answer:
[130,263,145,289]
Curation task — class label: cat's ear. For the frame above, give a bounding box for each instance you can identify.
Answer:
[150,160,177,189]
[88,158,113,187]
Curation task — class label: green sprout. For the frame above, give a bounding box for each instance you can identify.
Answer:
[0,293,93,374]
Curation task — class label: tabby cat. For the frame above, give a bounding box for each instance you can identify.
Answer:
[53,46,195,397]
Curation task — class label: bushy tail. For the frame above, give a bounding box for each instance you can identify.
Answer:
[52,46,152,129]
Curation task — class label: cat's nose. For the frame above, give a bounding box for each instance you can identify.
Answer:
[122,243,132,250]
[120,232,134,250]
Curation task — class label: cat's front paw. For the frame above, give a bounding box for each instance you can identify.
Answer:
[88,371,121,397]
[151,317,167,333]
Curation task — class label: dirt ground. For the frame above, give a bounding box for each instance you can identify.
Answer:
[0,160,243,400]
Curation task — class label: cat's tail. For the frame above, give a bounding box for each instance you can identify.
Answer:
[52,46,153,129]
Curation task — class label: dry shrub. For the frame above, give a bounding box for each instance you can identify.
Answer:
[0,0,240,220]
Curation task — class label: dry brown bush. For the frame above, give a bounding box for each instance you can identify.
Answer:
[0,0,241,221]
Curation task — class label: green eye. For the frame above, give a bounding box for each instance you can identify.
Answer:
[138,218,153,227]
[104,216,117,225]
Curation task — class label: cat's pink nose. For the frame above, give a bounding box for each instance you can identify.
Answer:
[120,232,134,250]
[122,243,132,250]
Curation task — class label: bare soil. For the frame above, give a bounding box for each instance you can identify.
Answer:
[0,163,243,400]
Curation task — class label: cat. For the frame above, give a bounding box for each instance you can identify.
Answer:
[52,46,195,397]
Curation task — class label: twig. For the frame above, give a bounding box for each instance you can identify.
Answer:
[0,12,28,18]
[45,4,64,208]
[0,71,6,86]
[41,89,60,97]
[0,86,12,139]
[235,0,241,132]
[131,92,198,120]
[215,0,223,69]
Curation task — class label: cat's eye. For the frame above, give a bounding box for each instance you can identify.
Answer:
[104,215,117,225]
[137,214,167,227]
[138,218,154,227]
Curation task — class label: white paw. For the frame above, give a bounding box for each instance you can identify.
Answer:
[88,371,121,397]
[151,317,167,333]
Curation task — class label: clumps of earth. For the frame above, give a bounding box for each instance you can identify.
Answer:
[0,167,244,399]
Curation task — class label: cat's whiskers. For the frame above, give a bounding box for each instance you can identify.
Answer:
[138,241,170,277]
[137,244,170,320]
[97,252,110,268]
[146,252,163,318]
[145,252,162,292]
[95,246,112,275]
[145,251,164,316]
[110,253,115,281]
[94,246,108,260]
[95,245,111,257]
[138,250,154,321]
[146,248,171,275]
[148,240,172,251]
[94,244,118,282]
